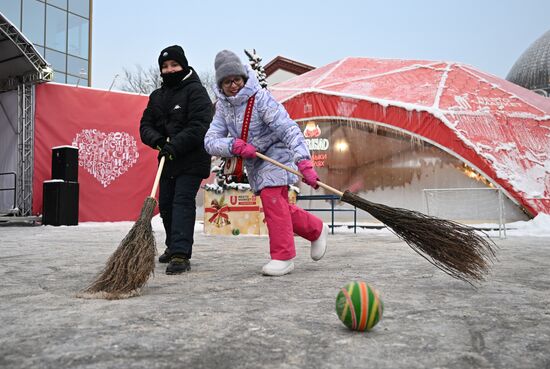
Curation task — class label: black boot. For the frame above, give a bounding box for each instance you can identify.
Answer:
[158,248,171,263]
[166,256,191,275]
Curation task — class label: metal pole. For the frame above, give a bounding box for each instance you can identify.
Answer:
[423,189,431,215]
[16,84,35,216]
[331,197,335,235]
[353,206,357,234]
[499,189,506,239]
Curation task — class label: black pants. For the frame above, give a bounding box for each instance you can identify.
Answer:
[159,174,202,259]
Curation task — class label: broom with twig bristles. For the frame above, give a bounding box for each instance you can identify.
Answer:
[78,155,166,300]
[256,152,497,285]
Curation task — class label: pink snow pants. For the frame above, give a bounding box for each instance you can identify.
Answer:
[260,186,324,261]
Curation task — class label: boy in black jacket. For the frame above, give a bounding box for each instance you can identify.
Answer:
[140,45,212,275]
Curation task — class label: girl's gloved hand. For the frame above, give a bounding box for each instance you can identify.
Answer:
[297,160,319,189]
[232,138,257,159]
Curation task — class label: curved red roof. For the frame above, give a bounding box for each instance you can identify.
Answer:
[271,57,550,216]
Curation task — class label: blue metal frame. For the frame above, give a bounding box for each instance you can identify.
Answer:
[296,194,357,234]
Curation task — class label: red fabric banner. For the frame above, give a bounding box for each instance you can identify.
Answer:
[33,83,159,222]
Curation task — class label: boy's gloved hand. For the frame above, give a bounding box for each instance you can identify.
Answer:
[155,137,167,151]
[297,159,319,189]
[232,138,257,159]
[160,143,176,160]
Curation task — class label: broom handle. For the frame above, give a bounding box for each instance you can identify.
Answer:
[255,152,344,197]
[150,155,166,198]
[150,138,171,198]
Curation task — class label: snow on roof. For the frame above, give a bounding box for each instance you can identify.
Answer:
[271,57,550,216]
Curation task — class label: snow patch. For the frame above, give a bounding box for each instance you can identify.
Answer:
[494,143,516,152]
[508,165,545,198]
[505,213,550,237]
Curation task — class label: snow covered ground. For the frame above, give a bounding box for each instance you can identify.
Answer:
[1,212,549,369]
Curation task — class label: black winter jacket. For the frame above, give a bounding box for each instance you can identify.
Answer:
[140,68,213,178]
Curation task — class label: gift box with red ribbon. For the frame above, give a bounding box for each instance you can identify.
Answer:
[204,188,297,236]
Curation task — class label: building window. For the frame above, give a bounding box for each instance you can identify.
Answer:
[34,45,46,59]
[66,75,87,86]
[68,0,88,18]
[52,71,66,83]
[45,48,66,73]
[67,55,87,78]
[0,0,22,28]
[45,4,66,52]
[22,0,45,46]
[46,0,67,10]
[68,13,88,58]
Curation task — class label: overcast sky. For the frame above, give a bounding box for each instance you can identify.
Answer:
[91,0,550,90]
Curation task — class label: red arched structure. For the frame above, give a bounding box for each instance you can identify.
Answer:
[271,58,550,217]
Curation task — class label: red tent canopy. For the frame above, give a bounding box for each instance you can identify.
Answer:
[271,58,550,216]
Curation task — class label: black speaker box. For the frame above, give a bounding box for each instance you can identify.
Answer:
[42,180,79,226]
[51,146,78,182]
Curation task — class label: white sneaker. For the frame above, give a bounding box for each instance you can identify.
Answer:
[262,259,295,276]
[311,224,329,261]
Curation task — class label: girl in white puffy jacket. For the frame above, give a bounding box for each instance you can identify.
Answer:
[204,50,329,276]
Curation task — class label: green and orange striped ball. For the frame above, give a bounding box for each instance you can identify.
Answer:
[335,281,384,331]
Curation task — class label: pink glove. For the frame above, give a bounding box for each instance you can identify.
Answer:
[297,160,319,189]
[232,138,257,159]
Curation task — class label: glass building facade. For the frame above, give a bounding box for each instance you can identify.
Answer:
[0,0,92,86]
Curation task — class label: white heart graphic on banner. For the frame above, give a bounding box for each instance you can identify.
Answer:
[72,129,140,188]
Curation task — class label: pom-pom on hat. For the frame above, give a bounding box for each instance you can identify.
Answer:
[158,45,189,70]
[214,50,247,87]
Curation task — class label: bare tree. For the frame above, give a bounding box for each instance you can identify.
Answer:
[118,64,216,101]
[118,65,161,94]
[198,70,216,101]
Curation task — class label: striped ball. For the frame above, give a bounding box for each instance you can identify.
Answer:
[335,281,384,331]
